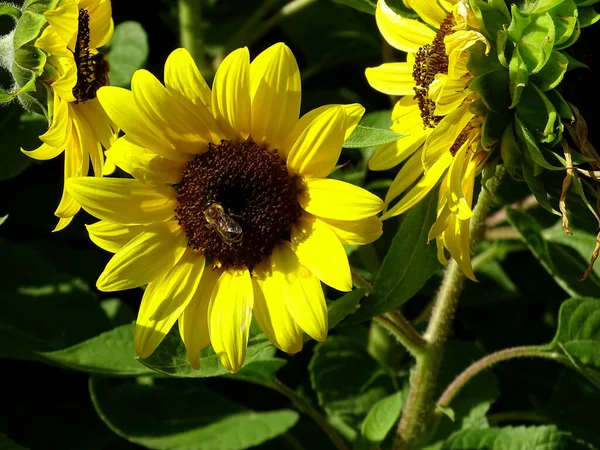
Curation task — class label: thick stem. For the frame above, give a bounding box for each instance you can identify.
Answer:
[393,168,504,450]
[275,381,350,450]
[178,0,209,73]
[375,311,428,358]
[436,346,568,409]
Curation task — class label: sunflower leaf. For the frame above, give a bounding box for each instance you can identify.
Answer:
[105,21,149,88]
[89,377,299,450]
[360,391,403,445]
[330,0,376,14]
[343,125,404,149]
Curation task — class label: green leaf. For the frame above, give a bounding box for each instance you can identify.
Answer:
[105,21,149,87]
[0,433,28,450]
[89,377,298,450]
[346,190,439,324]
[309,334,395,431]
[523,0,564,13]
[439,425,590,449]
[531,51,568,91]
[139,323,276,377]
[12,10,46,49]
[327,289,365,329]
[548,297,600,367]
[343,125,404,149]
[508,47,529,108]
[470,70,510,113]
[468,0,510,39]
[506,209,600,297]
[515,85,559,147]
[481,110,510,148]
[330,0,375,14]
[549,0,578,45]
[500,121,524,180]
[516,12,556,74]
[579,5,600,27]
[360,392,403,444]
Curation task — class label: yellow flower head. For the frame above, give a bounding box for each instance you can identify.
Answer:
[65,43,384,373]
[365,0,490,279]
[22,0,116,231]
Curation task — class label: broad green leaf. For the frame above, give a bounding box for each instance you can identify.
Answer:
[230,358,288,385]
[506,209,600,297]
[440,425,590,449]
[343,125,404,149]
[89,377,299,450]
[347,190,439,323]
[105,21,149,87]
[331,0,375,14]
[309,334,395,432]
[360,391,403,444]
[543,223,600,280]
[579,6,600,27]
[327,289,365,329]
[0,433,28,450]
[548,297,600,367]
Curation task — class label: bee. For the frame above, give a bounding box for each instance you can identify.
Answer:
[203,203,244,245]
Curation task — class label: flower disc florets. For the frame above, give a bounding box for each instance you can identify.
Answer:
[412,14,454,128]
[175,140,304,270]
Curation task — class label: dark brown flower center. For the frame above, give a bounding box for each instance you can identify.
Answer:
[449,124,473,156]
[72,8,110,103]
[175,140,304,270]
[412,14,454,128]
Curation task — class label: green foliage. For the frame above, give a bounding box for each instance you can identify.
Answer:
[343,125,404,149]
[105,21,149,88]
[359,392,403,446]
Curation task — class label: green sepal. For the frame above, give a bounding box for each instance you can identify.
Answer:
[515,115,561,173]
[579,6,600,26]
[0,2,21,19]
[21,0,59,14]
[517,11,556,74]
[531,51,568,91]
[574,0,600,6]
[468,97,488,118]
[482,109,510,148]
[467,41,505,76]
[470,69,510,113]
[468,0,510,40]
[521,161,557,213]
[549,0,578,46]
[515,84,559,145]
[496,28,510,68]
[508,46,528,108]
[12,9,47,49]
[0,87,13,103]
[545,89,574,121]
[500,121,524,180]
[564,52,589,70]
[555,20,581,50]
[521,0,565,14]
[14,45,46,75]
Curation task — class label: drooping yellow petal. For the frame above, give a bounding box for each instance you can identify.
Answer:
[376,0,436,53]
[271,244,327,342]
[21,142,63,161]
[50,54,78,102]
[97,86,186,163]
[404,0,453,28]
[252,261,303,354]
[445,30,489,79]
[369,98,428,171]
[72,107,104,178]
[250,43,301,150]
[429,74,470,117]
[444,216,477,281]
[179,267,220,370]
[87,0,114,48]
[38,93,71,148]
[86,221,147,253]
[164,48,212,108]
[75,98,116,150]
[384,148,424,207]
[381,151,452,220]
[287,106,347,178]
[300,178,383,221]
[134,249,206,358]
[54,119,85,223]
[211,47,251,141]
[319,216,383,245]
[208,269,254,373]
[97,222,187,291]
[290,216,352,292]
[445,139,475,221]
[43,0,79,48]
[105,136,184,186]
[65,177,177,225]
[365,62,415,96]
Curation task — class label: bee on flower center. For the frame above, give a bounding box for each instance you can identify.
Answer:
[72,8,110,103]
[203,203,244,246]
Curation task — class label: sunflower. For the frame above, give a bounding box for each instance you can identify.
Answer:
[65,43,384,373]
[21,0,116,231]
[365,0,491,279]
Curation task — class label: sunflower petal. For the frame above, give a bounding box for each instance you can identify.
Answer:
[43,1,78,48]
[88,0,113,48]
[21,142,63,161]
[38,94,71,148]
[404,0,452,28]
[86,221,147,253]
[271,244,327,342]
[300,178,383,221]
[290,216,352,292]
[134,249,205,358]
[164,48,212,108]
[179,267,220,369]
[250,43,301,150]
[65,177,177,225]
[365,62,415,95]
[208,269,254,373]
[384,148,424,207]
[97,222,187,291]
[376,0,436,53]
[211,47,251,141]
[319,216,383,245]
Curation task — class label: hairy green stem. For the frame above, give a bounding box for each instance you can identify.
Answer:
[178,0,209,73]
[436,345,567,409]
[393,167,504,450]
[275,381,350,450]
[375,311,428,358]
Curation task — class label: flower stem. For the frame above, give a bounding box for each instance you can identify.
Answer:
[178,0,209,73]
[375,311,428,358]
[436,345,568,410]
[393,167,504,450]
[275,381,350,450]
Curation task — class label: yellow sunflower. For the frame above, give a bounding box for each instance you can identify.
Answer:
[365,0,491,280]
[65,43,384,373]
[22,0,116,231]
